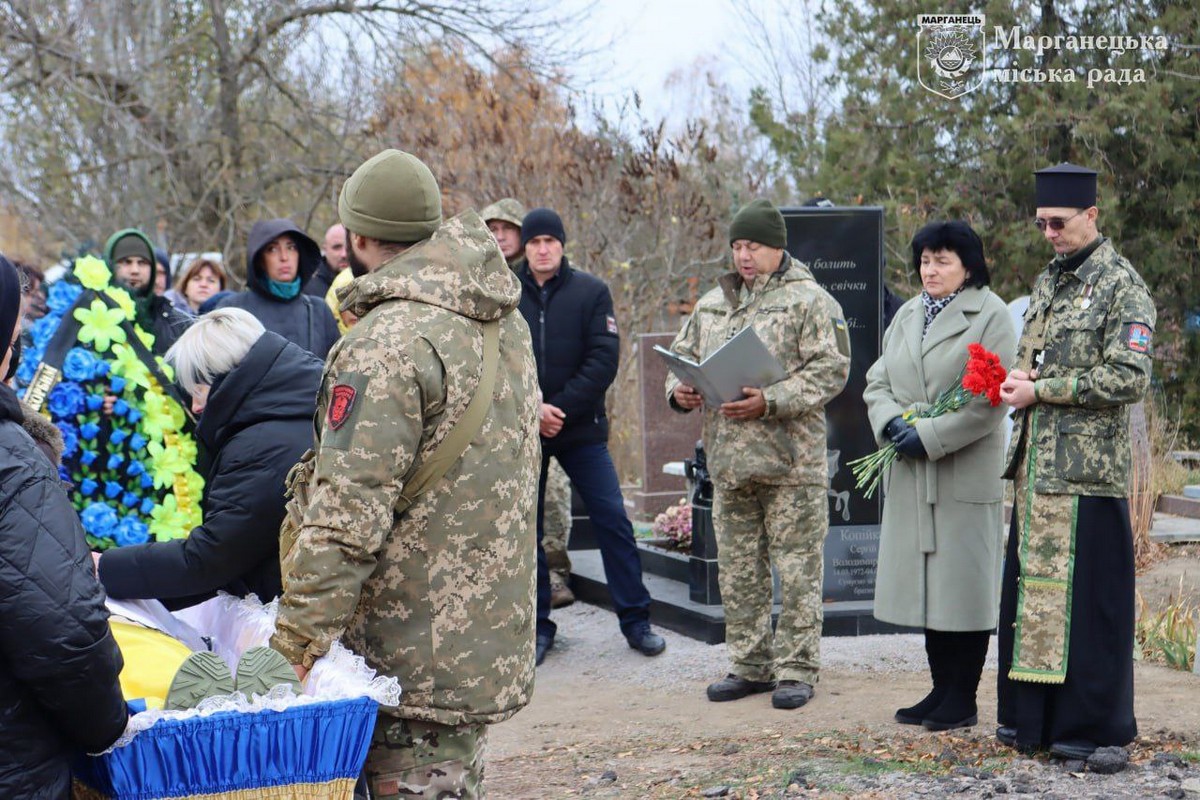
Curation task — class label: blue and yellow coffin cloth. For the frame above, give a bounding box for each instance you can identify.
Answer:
[73,696,375,799]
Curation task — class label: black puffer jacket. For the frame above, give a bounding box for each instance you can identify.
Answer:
[214,219,340,359]
[517,258,620,450]
[0,384,127,799]
[99,332,321,609]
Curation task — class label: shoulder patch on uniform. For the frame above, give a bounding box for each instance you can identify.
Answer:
[832,317,851,358]
[1124,322,1152,354]
[328,384,357,430]
[606,315,618,334]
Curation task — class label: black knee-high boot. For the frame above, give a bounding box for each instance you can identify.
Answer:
[895,629,950,725]
[923,630,990,731]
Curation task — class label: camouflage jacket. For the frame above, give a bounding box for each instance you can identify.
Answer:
[665,258,850,488]
[1004,238,1156,496]
[270,211,541,726]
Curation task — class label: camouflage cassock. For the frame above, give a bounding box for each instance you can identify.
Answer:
[542,460,573,588]
[271,211,541,736]
[665,258,850,684]
[1003,238,1155,495]
[997,236,1151,749]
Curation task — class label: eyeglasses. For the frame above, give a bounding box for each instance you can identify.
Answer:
[1033,209,1085,232]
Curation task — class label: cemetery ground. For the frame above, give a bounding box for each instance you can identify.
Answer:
[488,543,1200,799]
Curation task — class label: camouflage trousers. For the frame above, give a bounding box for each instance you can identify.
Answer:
[542,459,573,588]
[713,482,826,685]
[364,715,487,799]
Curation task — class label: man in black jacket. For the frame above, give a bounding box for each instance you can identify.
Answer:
[0,255,128,797]
[303,223,349,298]
[516,208,665,665]
[104,229,193,356]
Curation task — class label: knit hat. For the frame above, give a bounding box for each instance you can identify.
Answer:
[520,208,566,247]
[338,149,442,243]
[111,233,154,265]
[154,248,171,286]
[729,199,787,248]
[480,197,527,228]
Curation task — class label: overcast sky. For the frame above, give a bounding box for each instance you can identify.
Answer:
[567,0,761,123]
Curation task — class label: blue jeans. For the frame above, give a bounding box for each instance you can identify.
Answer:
[536,442,651,640]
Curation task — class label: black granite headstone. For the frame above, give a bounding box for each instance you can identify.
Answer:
[781,207,884,605]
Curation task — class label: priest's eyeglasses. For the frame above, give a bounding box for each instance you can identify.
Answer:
[1033,209,1085,232]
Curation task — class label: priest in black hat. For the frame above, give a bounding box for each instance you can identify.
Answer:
[995,163,1156,759]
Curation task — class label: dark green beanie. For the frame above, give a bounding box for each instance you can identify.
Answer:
[339,149,442,243]
[111,233,154,265]
[729,199,787,248]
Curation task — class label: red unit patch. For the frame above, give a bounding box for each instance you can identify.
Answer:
[328,384,357,430]
[1126,323,1151,353]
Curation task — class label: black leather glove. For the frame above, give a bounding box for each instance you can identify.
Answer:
[893,424,927,459]
[883,416,910,443]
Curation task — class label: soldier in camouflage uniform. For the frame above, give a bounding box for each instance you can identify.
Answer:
[995,164,1155,760]
[482,198,576,608]
[665,199,850,710]
[270,151,540,799]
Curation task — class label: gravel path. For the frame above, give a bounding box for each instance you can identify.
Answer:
[543,601,999,690]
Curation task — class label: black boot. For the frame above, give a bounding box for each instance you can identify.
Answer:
[923,630,990,731]
[895,629,948,725]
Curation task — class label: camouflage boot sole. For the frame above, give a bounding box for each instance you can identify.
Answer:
[165,651,235,711]
[235,646,302,699]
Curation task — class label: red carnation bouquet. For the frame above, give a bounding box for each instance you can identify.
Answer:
[850,343,1008,499]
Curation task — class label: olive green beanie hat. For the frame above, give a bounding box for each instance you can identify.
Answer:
[338,149,442,242]
[729,198,787,248]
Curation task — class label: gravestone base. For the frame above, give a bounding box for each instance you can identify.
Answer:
[567,547,917,642]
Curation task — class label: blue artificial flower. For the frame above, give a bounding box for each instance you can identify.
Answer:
[110,429,129,446]
[59,423,79,458]
[129,433,147,451]
[16,358,37,386]
[127,409,142,424]
[95,360,110,377]
[30,315,60,350]
[125,460,145,478]
[139,498,155,515]
[47,382,86,419]
[106,453,124,470]
[114,516,150,547]
[58,465,71,483]
[86,394,104,411]
[81,502,119,539]
[112,399,130,417]
[110,376,126,393]
[81,450,98,466]
[62,348,99,382]
[80,478,99,497]
[140,473,154,490]
[122,492,139,509]
[80,422,101,440]
[47,280,83,314]
[104,481,123,499]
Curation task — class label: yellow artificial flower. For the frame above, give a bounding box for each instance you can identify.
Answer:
[147,440,189,490]
[156,357,175,382]
[149,495,190,541]
[73,298,127,352]
[74,255,111,291]
[110,343,153,391]
[104,286,136,320]
[137,327,156,350]
[142,392,185,443]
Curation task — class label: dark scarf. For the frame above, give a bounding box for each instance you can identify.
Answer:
[921,288,961,337]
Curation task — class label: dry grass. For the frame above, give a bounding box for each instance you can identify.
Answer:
[1136,580,1199,672]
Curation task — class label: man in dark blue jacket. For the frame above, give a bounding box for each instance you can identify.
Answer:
[516,208,665,665]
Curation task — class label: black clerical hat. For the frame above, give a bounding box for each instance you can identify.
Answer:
[1034,163,1098,208]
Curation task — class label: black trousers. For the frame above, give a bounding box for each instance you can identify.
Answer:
[997,495,1138,748]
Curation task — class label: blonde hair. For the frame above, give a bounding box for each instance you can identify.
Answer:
[166,307,265,395]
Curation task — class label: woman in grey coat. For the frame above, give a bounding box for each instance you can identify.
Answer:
[864,221,1016,732]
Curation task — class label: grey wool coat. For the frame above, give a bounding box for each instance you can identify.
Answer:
[864,286,1017,631]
